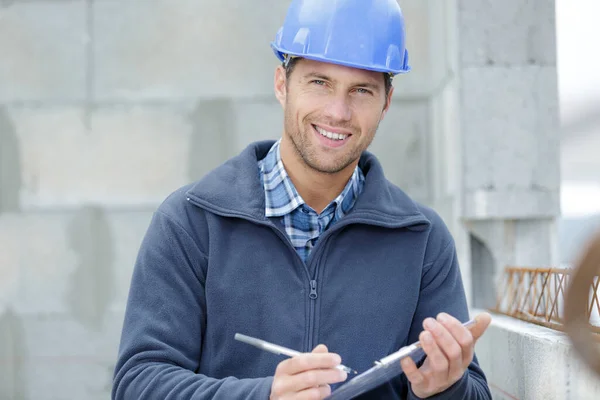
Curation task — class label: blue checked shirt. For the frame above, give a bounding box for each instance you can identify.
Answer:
[258,140,365,264]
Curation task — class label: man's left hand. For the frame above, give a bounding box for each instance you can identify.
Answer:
[400,312,492,399]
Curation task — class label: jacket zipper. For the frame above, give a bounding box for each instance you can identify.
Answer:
[304,232,335,351]
[186,196,428,353]
[301,214,427,352]
[309,280,318,299]
[307,279,318,351]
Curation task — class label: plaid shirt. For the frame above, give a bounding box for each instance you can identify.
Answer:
[258,140,365,264]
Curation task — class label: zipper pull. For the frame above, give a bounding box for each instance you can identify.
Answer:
[309,280,318,299]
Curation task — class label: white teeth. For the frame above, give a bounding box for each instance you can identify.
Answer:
[316,126,347,141]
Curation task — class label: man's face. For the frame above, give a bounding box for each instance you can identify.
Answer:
[275,58,393,175]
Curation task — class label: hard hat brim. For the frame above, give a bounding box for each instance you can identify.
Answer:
[271,43,411,76]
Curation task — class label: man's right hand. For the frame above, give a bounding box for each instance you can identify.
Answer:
[270,344,348,400]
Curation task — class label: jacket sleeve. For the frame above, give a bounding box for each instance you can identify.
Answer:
[404,220,492,400]
[112,210,273,400]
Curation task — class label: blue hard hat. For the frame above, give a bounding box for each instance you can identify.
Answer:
[271,0,410,76]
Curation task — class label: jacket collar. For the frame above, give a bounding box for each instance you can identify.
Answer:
[186,140,428,226]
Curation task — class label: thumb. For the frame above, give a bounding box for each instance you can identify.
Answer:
[311,344,329,354]
[469,312,492,342]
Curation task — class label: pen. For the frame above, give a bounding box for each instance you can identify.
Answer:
[234,333,358,375]
[376,318,478,366]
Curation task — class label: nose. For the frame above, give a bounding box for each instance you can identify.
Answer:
[323,93,352,123]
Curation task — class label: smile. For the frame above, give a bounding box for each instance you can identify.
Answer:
[313,125,350,141]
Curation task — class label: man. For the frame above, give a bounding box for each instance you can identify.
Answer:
[113,0,493,399]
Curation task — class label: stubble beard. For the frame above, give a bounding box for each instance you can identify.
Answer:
[283,106,376,175]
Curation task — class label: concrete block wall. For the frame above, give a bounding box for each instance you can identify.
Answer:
[0,1,439,398]
[0,208,153,399]
[0,1,87,103]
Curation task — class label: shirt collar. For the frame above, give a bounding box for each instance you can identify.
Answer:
[259,139,363,218]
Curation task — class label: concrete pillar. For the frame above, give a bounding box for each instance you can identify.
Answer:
[455,0,561,308]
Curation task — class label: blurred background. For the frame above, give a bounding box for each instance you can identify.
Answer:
[0,0,599,399]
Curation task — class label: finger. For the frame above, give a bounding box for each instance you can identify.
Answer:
[318,384,332,398]
[277,352,341,375]
[423,318,463,373]
[469,312,492,342]
[295,384,332,400]
[400,356,425,386]
[419,330,449,382]
[283,368,347,393]
[312,344,329,354]
[424,317,462,375]
[437,313,474,367]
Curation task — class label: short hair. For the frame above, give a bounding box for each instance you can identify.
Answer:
[283,57,393,99]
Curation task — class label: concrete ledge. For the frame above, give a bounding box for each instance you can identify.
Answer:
[463,189,560,220]
[475,311,600,400]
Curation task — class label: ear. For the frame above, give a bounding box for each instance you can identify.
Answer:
[274,66,287,108]
[380,85,394,121]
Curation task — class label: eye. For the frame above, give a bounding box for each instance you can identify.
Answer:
[355,88,373,95]
[310,79,326,86]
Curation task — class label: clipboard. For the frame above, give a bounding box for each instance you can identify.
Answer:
[325,348,425,399]
[326,318,476,399]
